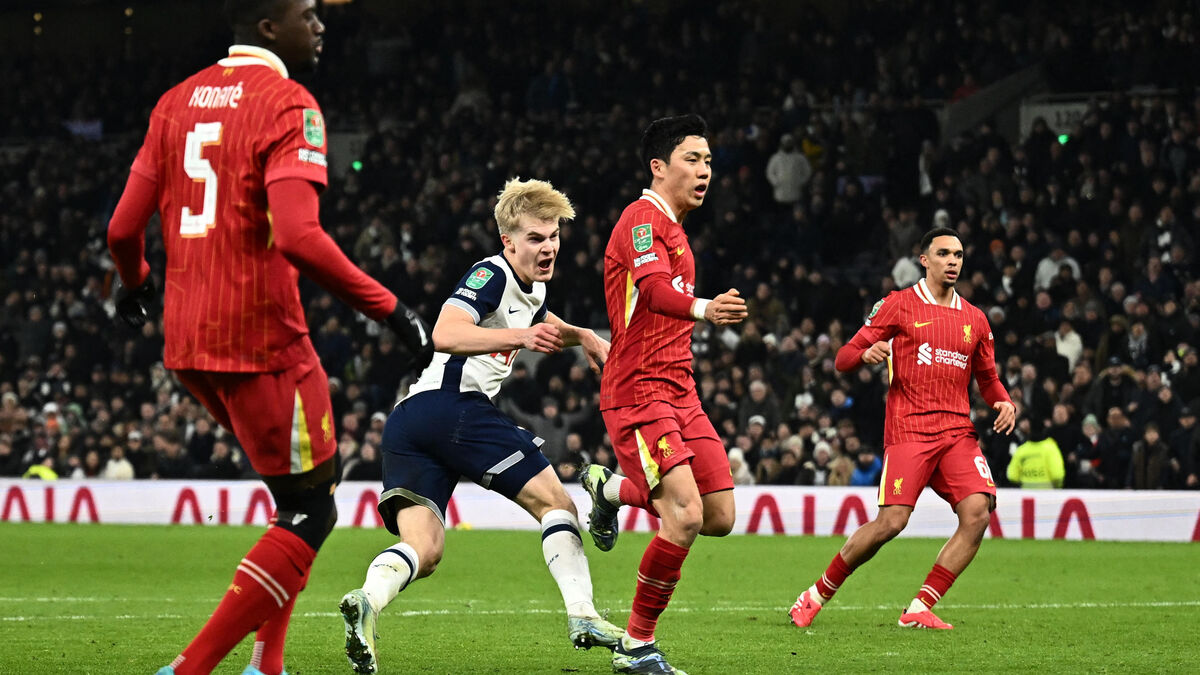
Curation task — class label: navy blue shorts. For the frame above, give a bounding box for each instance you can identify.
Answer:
[377,390,549,533]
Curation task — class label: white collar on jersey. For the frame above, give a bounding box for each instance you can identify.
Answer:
[219,45,289,79]
[639,189,678,223]
[914,278,962,309]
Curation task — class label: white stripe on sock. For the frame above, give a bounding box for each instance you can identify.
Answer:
[636,572,677,591]
[238,563,286,608]
[240,558,290,602]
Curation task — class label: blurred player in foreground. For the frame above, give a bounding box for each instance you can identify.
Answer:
[583,114,747,674]
[789,227,1015,631]
[107,2,431,673]
[338,178,622,674]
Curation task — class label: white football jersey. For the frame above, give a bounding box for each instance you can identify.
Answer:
[404,253,547,400]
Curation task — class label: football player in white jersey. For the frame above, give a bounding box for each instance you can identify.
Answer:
[338,178,621,674]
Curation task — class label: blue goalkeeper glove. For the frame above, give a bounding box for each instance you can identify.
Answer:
[115,277,156,328]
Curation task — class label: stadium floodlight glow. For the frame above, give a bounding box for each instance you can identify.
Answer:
[1058,134,1069,144]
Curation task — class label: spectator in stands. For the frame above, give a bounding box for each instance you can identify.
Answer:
[728,448,755,486]
[1098,407,1137,489]
[1127,423,1172,489]
[343,441,382,482]
[1055,319,1083,371]
[1169,407,1197,489]
[0,434,21,477]
[1006,418,1065,488]
[101,444,135,480]
[849,445,881,487]
[194,440,244,480]
[765,134,812,215]
[153,430,192,480]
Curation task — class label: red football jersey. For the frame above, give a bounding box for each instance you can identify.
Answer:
[600,190,701,410]
[847,279,1009,446]
[129,46,331,372]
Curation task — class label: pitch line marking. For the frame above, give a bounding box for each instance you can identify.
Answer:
[4,600,1199,622]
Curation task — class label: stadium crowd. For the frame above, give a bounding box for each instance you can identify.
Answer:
[1,0,1198,491]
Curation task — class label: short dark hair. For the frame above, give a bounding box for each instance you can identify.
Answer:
[223,0,285,31]
[641,114,708,180]
[919,227,960,253]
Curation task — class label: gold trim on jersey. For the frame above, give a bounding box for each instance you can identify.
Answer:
[639,189,678,223]
[221,44,289,78]
[624,272,636,327]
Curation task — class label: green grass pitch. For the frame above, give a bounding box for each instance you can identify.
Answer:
[1,523,1196,674]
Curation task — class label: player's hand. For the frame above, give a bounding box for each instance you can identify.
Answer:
[385,301,435,373]
[578,329,610,375]
[519,323,564,353]
[992,401,1016,435]
[861,341,891,365]
[705,288,748,325]
[114,276,156,328]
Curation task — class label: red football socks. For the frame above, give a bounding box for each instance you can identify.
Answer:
[915,563,958,609]
[618,477,649,511]
[815,552,853,601]
[626,536,690,642]
[171,527,315,674]
[249,571,306,675]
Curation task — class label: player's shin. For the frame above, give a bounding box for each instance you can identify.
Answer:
[540,509,597,617]
[250,593,299,675]
[172,526,315,674]
[360,542,419,613]
[627,536,689,642]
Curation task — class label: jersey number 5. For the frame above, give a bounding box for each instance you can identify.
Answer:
[181,121,222,237]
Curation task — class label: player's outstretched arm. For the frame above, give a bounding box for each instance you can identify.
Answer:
[433,305,563,356]
[544,311,609,374]
[268,179,398,320]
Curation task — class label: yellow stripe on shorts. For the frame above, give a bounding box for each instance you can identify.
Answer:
[634,428,661,491]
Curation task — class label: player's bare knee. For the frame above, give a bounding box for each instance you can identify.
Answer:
[877,508,911,540]
[960,508,990,537]
[700,515,734,537]
[667,499,704,539]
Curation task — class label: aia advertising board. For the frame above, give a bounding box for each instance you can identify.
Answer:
[1,480,1198,542]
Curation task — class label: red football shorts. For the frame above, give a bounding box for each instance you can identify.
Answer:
[602,400,733,500]
[174,353,336,477]
[878,432,996,509]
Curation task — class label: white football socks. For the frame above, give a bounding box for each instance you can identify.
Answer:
[602,473,625,507]
[621,634,654,649]
[808,583,826,605]
[540,509,598,618]
[361,542,419,614]
[906,597,928,614]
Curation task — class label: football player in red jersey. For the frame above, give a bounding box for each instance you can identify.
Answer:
[789,227,1016,631]
[107,2,431,673]
[582,115,747,674]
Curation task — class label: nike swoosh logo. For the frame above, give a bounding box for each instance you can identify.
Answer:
[507,307,520,314]
[675,247,685,255]
[914,321,934,327]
